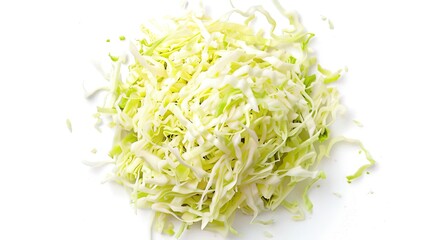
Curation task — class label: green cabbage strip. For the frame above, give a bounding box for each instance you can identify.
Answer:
[92,5,374,238]
[66,118,72,133]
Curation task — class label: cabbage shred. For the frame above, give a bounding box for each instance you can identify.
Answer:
[95,6,373,237]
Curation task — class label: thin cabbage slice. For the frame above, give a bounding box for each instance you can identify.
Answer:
[92,4,374,238]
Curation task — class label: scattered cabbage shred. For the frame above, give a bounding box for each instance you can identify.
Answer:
[93,5,374,238]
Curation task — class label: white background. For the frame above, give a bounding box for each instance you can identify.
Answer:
[1,0,428,239]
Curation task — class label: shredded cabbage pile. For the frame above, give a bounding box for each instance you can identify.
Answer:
[92,4,374,237]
